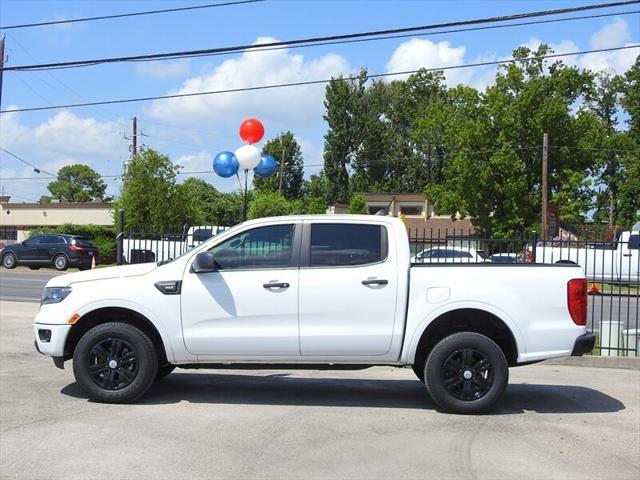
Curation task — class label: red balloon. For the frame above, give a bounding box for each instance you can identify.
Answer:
[239,118,265,144]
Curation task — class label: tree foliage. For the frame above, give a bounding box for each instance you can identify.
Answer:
[43,164,107,203]
[349,194,368,214]
[254,131,304,200]
[117,148,188,231]
[320,46,640,235]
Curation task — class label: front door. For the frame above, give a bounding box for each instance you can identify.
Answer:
[298,222,398,357]
[19,236,41,261]
[181,223,301,356]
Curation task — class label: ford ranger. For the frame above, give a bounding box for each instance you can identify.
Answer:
[33,215,594,414]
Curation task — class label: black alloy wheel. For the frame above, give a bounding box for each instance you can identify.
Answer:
[88,338,139,390]
[441,348,493,401]
[425,332,508,414]
[73,322,158,403]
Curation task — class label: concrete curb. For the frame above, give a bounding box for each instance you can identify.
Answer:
[544,356,640,370]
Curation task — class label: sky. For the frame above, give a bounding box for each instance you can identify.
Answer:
[0,0,638,203]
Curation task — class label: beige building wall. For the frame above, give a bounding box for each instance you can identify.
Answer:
[0,201,114,243]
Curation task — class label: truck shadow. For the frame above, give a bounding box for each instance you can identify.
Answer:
[61,372,625,414]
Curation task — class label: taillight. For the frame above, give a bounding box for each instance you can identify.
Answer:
[567,278,587,326]
[69,244,80,251]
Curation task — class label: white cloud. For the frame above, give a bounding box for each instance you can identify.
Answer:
[145,37,351,131]
[384,38,498,89]
[136,59,191,78]
[580,18,637,74]
[0,111,127,201]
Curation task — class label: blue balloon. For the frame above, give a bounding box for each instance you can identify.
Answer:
[213,151,239,178]
[254,154,278,178]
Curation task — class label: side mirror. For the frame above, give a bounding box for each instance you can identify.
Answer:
[191,252,217,273]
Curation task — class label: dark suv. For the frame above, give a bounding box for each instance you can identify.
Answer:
[0,234,98,271]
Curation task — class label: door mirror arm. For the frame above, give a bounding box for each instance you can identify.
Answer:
[191,252,217,273]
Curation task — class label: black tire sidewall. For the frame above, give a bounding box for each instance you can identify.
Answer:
[53,254,69,271]
[73,322,158,403]
[3,253,17,269]
[425,332,508,414]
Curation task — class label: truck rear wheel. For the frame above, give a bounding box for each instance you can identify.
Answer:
[72,322,158,403]
[424,332,508,414]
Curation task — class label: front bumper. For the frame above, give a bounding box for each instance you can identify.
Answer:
[571,332,596,356]
[33,323,72,357]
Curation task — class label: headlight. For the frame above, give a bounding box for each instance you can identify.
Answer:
[41,287,72,305]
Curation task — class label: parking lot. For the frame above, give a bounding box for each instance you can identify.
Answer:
[0,299,638,480]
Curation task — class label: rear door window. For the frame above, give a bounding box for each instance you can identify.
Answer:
[75,238,95,248]
[628,235,639,250]
[309,224,387,267]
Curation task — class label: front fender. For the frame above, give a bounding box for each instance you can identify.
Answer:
[74,299,178,363]
[401,300,527,364]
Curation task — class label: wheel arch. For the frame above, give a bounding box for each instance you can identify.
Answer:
[63,306,171,366]
[410,307,521,367]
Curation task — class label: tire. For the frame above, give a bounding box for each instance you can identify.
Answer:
[78,266,90,271]
[72,322,158,403]
[425,332,508,415]
[53,254,69,271]
[156,363,176,380]
[29,266,41,270]
[2,253,17,269]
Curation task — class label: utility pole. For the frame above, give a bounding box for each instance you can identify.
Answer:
[0,35,6,110]
[131,116,138,159]
[278,143,286,194]
[541,132,549,241]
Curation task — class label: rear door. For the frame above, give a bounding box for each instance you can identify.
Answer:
[617,233,640,284]
[37,235,64,261]
[298,221,398,357]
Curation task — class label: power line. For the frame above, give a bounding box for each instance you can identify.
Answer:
[2,45,637,114]
[3,144,637,182]
[0,0,266,30]
[0,148,56,176]
[3,1,638,72]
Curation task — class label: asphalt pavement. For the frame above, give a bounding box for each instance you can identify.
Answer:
[0,269,62,302]
[1,300,639,480]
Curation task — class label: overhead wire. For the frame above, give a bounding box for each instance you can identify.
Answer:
[2,45,638,114]
[2,145,637,182]
[0,0,266,30]
[2,1,638,72]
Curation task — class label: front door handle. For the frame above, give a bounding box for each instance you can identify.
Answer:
[263,282,290,289]
[622,253,632,257]
[362,279,388,286]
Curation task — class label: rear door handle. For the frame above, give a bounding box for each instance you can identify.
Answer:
[362,279,388,286]
[263,282,290,289]
[622,253,632,257]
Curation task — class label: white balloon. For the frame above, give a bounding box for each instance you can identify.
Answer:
[235,145,261,170]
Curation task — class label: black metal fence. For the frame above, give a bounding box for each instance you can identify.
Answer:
[117,225,229,266]
[408,227,639,357]
[118,223,639,357]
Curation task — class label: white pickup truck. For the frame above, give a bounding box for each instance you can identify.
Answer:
[34,215,594,414]
[530,229,639,285]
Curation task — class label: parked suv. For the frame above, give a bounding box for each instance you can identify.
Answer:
[1,234,98,271]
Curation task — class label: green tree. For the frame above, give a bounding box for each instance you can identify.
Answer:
[178,177,220,225]
[117,148,187,231]
[253,131,304,199]
[322,70,367,203]
[247,191,291,219]
[43,164,107,202]
[349,194,368,214]
[305,197,327,214]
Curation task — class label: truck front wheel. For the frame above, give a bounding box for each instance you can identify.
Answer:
[424,332,508,414]
[72,322,158,403]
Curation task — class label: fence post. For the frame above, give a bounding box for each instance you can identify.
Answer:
[530,230,538,263]
[116,208,124,266]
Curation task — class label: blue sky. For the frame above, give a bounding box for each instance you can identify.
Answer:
[0,0,638,202]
